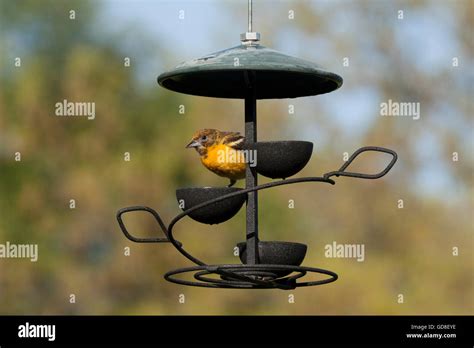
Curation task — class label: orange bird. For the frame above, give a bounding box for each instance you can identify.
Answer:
[186,129,246,187]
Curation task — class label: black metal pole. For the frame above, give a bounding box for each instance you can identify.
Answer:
[244,78,259,265]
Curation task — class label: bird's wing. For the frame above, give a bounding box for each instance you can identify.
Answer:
[220,132,245,150]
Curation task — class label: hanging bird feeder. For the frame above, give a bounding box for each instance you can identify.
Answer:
[117,0,397,290]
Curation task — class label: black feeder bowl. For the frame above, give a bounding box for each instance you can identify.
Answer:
[176,187,246,225]
[249,141,313,179]
[237,241,307,278]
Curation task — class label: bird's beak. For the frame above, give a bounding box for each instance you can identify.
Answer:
[186,139,200,148]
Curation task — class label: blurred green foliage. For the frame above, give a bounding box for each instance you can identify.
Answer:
[0,0,472,314]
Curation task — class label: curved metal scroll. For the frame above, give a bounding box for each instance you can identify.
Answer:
[117,205,180,245]
[116,146,397,288]
[324,146,397,180]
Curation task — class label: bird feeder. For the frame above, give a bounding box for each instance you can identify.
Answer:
[116,1,397,290]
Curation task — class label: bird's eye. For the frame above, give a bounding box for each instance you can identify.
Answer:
[201,135,207,141]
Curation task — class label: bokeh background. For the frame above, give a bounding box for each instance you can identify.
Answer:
[0,0,472,314]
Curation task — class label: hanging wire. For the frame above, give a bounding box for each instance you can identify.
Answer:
[248,0,252,32]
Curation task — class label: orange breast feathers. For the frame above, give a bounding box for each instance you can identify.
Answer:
[201,143,246,180]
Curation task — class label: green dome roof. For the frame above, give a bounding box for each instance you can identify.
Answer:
[157,44,343,99]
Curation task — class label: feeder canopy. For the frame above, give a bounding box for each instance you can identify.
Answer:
[157,44,343,99]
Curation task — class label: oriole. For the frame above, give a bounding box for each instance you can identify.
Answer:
[186,129,246,187]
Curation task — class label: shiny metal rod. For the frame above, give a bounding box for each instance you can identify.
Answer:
[248,0,252,32]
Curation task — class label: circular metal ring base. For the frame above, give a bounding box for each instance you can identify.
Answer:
[164,264,338,290]
[220,269,279,281]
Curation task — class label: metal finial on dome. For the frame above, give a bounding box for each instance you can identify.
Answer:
[240,0,260,45]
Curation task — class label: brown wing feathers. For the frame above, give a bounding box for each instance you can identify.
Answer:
[220,132,245,150]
